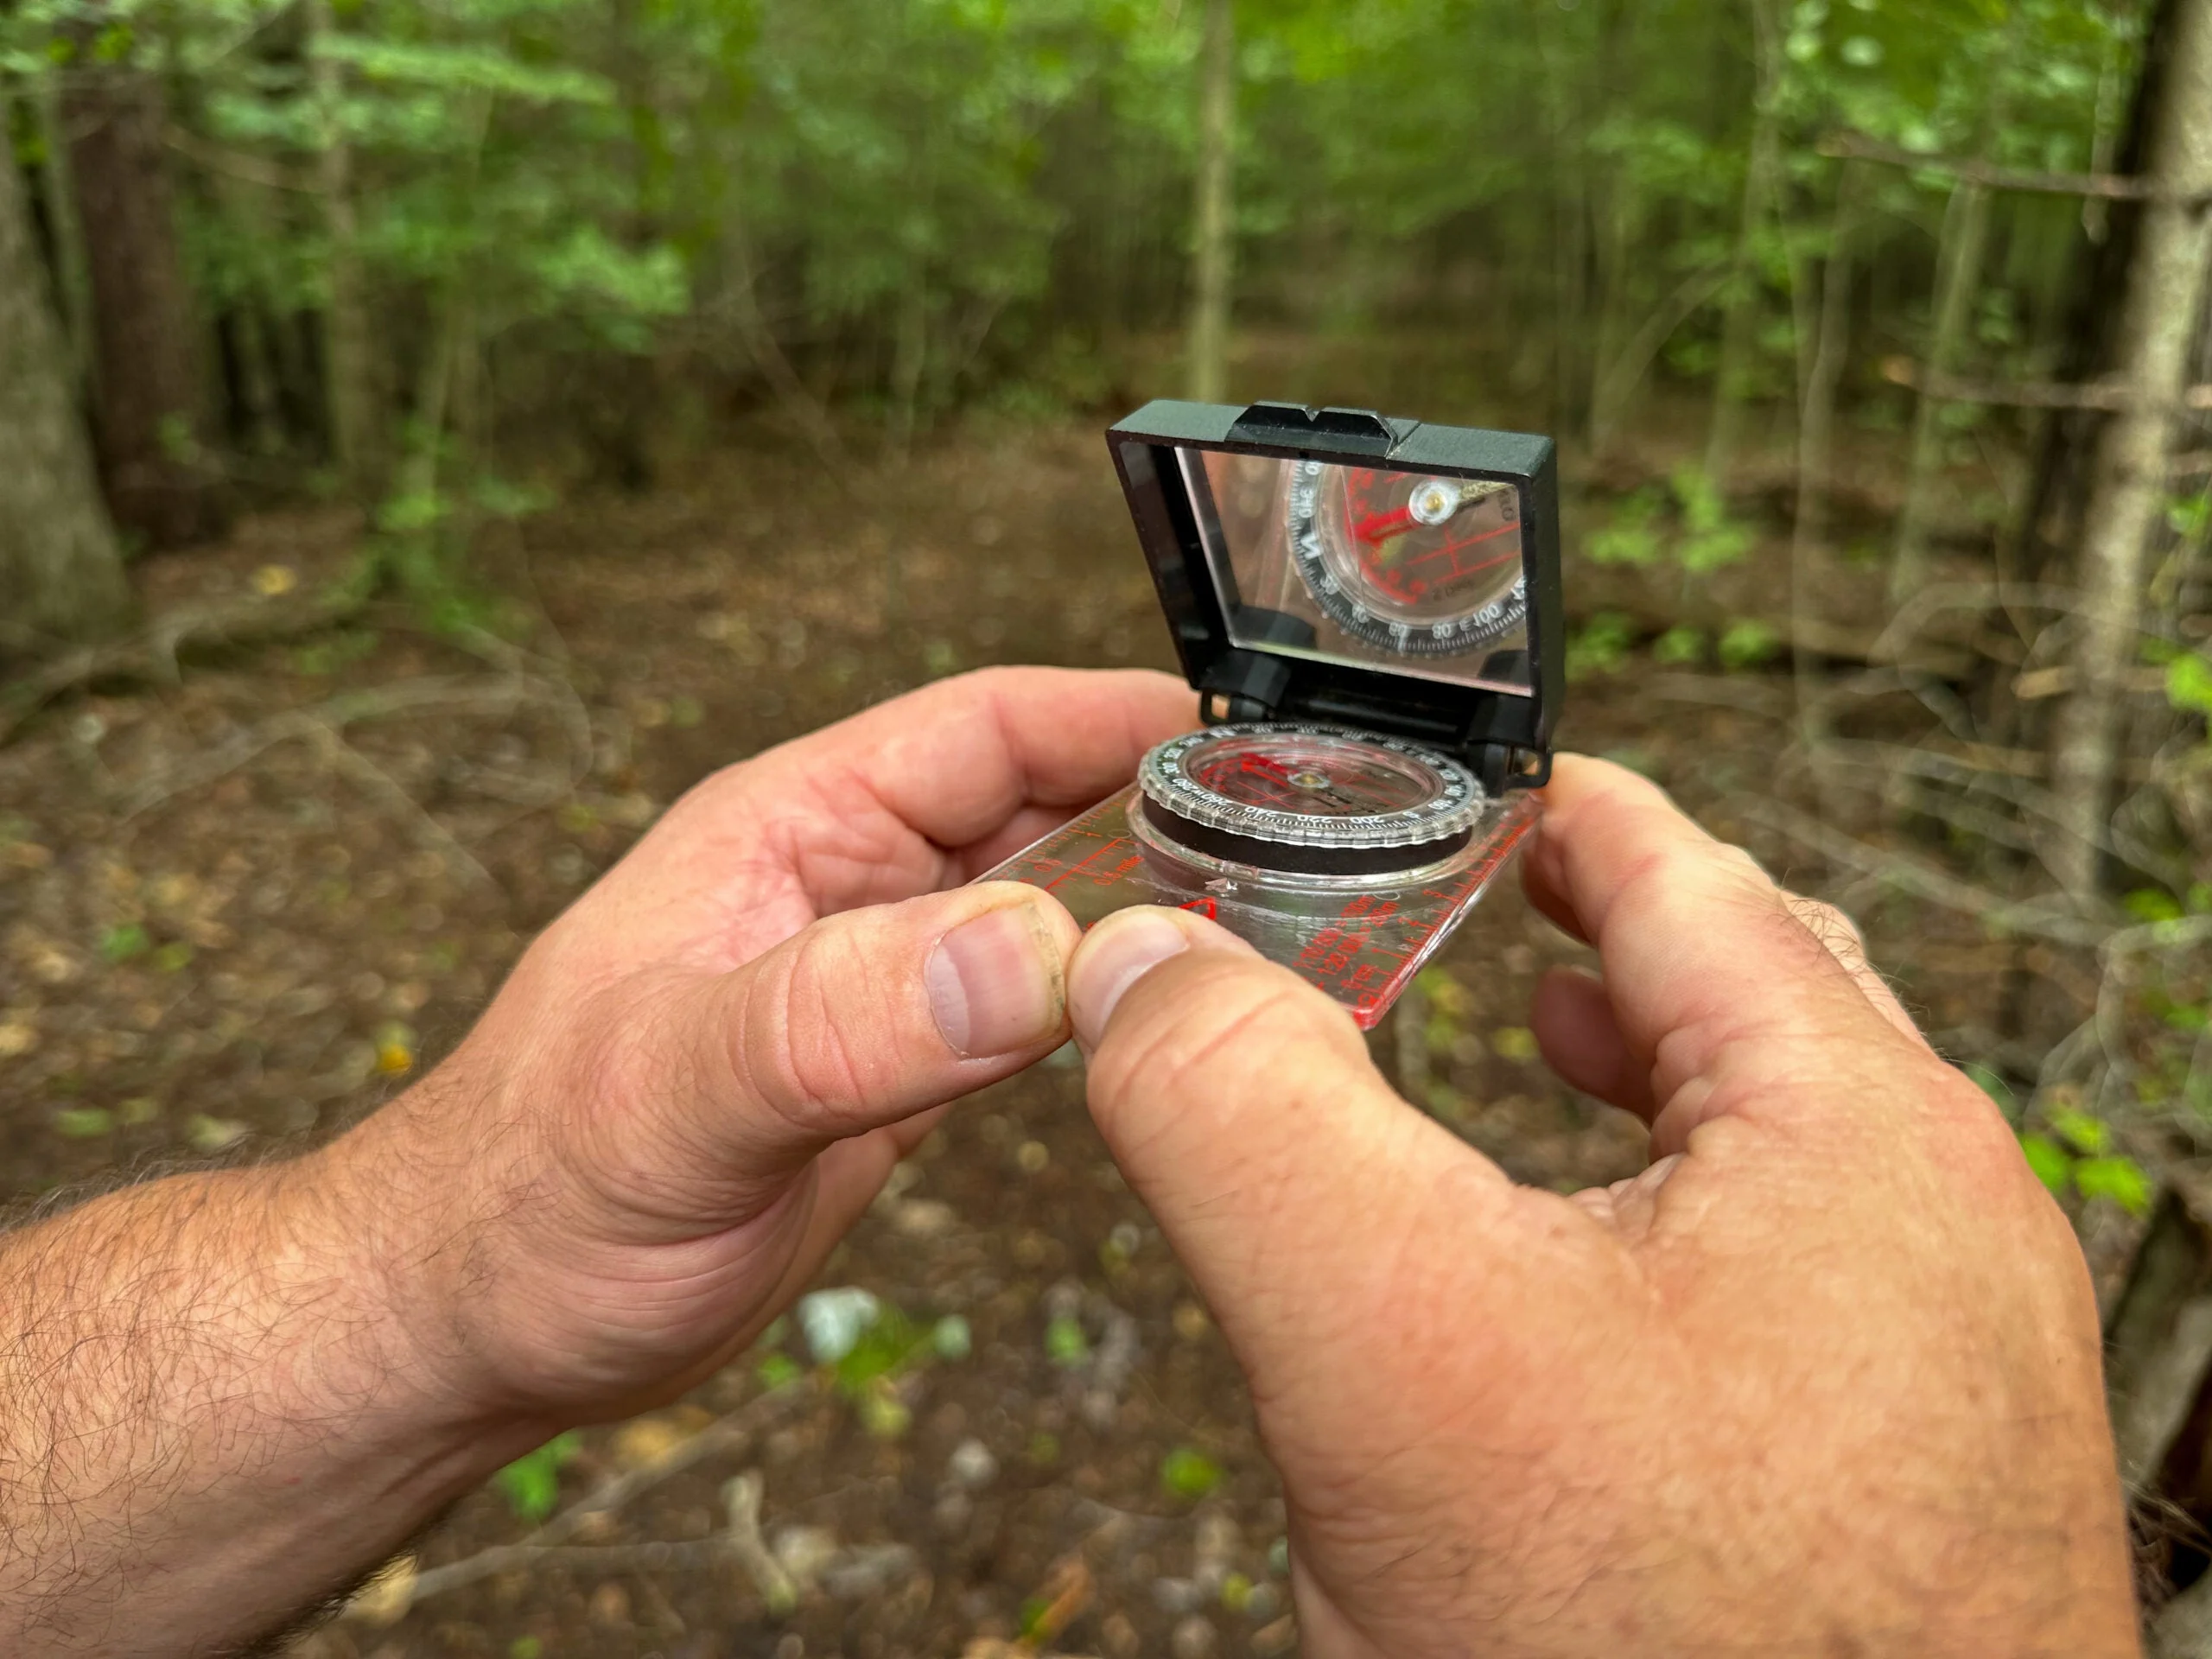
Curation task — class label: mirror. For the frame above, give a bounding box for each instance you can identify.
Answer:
[1176,448,1534,696]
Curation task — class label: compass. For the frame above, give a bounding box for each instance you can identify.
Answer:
[1286,461,1528,656]
[1135,722,1484,877]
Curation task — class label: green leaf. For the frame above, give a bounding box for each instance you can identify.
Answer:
[493,1432,582,1524]
[754,1351,803,1391]
[833,1307,925,1399]
[1567,613,1636,680]
[2073,1155,2153,1217]
[1680,524,1754,574]
[1587,487,1666,567]
[1718,620,1782,671]
[2127,889,2187,925]
[1652,626,1706,667]
[2018,1133,2071,1196]
[1160,1446,1223,1503]
[100,924,151,964]
[1046,1314,1090,1367]
[52,1107,116,1139]
[2168,654,2212,718]
[2048,1108,2109,1157]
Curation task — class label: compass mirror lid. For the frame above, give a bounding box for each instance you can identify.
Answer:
[1108,399,1564,785]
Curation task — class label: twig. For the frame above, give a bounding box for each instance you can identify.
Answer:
[722,1472,798,1615]
[1821,129,2212,205]
[533,1389,796,1549]
[114,673,554,821]
[386,1388,799,1613]
[402,1537,734,1606]
[1879,356,2212,415]
[1734,796,2110,947]
[1,588,369,743]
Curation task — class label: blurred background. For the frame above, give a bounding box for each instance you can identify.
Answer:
[4,0,2212,1653]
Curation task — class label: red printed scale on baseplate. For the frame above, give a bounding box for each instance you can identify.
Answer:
[984,723,1539,1029]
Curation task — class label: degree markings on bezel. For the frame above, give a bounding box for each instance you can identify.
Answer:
[1285,461,1530,658]
[1139,723,1484,852]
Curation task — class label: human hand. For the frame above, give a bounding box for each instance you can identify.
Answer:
[1067,756,2138,1657]
[325,666,1191,1421]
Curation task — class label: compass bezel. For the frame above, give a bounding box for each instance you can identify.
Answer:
[1107,400,1564,788]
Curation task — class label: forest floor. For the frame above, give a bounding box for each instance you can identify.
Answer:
[0,416,2120,1659]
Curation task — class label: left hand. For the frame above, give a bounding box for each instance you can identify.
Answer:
[322,666,1192,1422]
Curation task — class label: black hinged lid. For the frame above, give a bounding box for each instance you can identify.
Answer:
[1107,399,1564,791]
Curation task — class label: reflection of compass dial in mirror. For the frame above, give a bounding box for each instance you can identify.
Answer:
[1136,722,1482,876]
[1287,461,1528,656]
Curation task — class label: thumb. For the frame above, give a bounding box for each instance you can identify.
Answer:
[586,882,1079,1238]
[1069,908,1535,1395]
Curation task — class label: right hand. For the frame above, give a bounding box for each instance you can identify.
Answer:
[1066,756,2138,1657]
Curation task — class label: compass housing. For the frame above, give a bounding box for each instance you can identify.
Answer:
[1108,400,1564,793]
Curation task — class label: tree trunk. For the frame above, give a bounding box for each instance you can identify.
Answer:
[2047,0,2212,904]
[2020,0,2190,593]
[29,83,92,385]
[0,130,130,649]
[308,0,382,503]
[1792,164,1864,784]
[1702,0,1783,489]
[1888,181,1999,602]
[1185,0,1235,405]
[1891,9,2031,607]
[60,58,227,550]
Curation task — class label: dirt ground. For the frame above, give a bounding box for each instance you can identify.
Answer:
[0,419,2098,1658]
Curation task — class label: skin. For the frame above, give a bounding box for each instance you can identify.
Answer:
[0,672,2141,1656]
[0,666,1192,1656]
[1065,754,2142,1658]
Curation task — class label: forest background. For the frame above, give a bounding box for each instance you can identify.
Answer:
[9,0,2212,1653]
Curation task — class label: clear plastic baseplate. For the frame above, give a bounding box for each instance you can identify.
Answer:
[982,785,1540,1030]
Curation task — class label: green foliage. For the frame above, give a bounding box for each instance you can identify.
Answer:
[99,924,151,965]
[1160,1445,1224,1503]
[52,1107,116,1139]
[1588,489,1667,568]
[2167,653,2212,721]
[754,1351,804,1391]
[2127,889,2187,926]
[831,1305,925,1399]
[1586,473,1751,578]
[2021,1108,2153,1218]
[1671,469,1753,575]
[1567,612,1636,680]
[2074,1156,2154,1215]
[1045,1313,1090,1368]
[1718,620,1782,671]
[493,1431,582,1523]
[0,0,2133,482]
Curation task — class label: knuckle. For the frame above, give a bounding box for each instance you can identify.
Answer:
[732,927,882,1128]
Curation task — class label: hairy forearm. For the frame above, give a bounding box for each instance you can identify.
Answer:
[0,1149,534,1656]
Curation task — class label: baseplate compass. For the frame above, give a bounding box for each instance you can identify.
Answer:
[982,400,1564,1029]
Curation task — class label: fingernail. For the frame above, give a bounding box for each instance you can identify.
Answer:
[927,903,1064,1059]
[1069,910,1196,1048]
